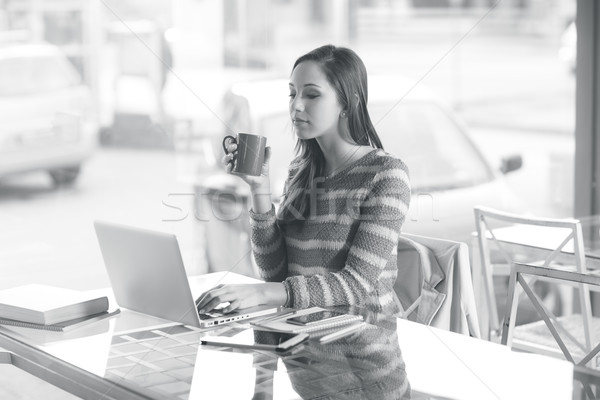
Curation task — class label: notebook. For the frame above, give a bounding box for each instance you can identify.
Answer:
[0,284,109,325]
[93,220,277,329]
[251,307,363,333]
[0,308,121,332]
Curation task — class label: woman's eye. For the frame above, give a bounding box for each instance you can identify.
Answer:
[306,94,319,99]
[289,93,296,99]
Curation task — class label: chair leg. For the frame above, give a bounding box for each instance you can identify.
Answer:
[578,282,594,351]
[501,268,520,346]
[483,260,500,336]
[470,237,489,340]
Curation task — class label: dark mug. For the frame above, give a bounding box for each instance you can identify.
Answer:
[222,133,267,176]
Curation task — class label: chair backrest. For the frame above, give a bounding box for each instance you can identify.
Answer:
[473,206,588,339]
[501,262,600,365]
[395,232,480,337]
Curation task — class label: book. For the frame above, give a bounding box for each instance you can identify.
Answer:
[0,284,110,325]
[317,321,368,344]
[0,308,121,332]
[251,307,364,333]
[309,320,377,341]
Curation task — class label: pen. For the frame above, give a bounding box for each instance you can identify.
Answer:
[318,322,367,344]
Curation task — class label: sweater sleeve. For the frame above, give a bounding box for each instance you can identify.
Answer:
[249,205,288,283]
[248,161,301,284]
[282,158,411,309]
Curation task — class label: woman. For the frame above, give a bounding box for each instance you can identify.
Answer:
[196,44,410,316]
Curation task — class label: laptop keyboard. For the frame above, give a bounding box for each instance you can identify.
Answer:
[198,311,226,320]
[104,324,240,399]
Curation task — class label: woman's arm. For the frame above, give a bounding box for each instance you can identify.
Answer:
[196,147,290,313]
[248,179,290,282]
[249,207,289,283]
[249,163,300,285]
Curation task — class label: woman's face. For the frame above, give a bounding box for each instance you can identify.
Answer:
[289,61,344,141]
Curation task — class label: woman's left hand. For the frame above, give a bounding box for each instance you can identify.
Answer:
[196,283,286,314]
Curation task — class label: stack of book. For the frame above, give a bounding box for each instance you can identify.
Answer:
[0,284,120,332]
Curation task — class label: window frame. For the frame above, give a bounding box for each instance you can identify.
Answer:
[574,0,600,217]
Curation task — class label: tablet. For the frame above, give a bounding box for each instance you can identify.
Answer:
[200,328,308,352]
[287,310,346,326]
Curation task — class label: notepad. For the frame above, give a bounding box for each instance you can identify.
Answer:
[251,307,363,333]
[0,284,110,325]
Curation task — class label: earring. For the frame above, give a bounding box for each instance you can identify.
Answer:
[340,111,347,118]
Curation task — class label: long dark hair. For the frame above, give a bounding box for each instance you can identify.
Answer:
[279,45,383,221]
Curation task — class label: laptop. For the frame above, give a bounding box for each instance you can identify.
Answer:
[93,220,277,328]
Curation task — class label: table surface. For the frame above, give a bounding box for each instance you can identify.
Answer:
[0,272,584,400]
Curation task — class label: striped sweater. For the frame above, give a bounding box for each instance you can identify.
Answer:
[249,149,411,315]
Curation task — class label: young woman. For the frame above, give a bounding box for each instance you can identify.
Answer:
[196,44,411,316]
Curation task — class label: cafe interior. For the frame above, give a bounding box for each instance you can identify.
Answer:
[0,0,599,398]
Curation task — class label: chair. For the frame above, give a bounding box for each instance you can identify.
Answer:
[502,262,600,365]
[395,233,480,337]
[474,206,599,356]
[502,262,600,400]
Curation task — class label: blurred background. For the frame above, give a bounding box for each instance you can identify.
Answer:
[0,0,576,290]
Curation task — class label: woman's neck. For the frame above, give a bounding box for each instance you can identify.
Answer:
[317,138,371,176]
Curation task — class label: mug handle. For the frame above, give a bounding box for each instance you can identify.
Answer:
[222,135,236,154]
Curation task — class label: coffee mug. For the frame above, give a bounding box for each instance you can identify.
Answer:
[222,133,267,176]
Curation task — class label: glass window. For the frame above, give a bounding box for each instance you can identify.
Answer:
[0,0,577,291]
[370,101,493,191]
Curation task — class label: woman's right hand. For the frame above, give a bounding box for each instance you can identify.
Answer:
[222,142,272,192]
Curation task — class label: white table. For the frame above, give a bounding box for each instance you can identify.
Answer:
[0,272,577,399]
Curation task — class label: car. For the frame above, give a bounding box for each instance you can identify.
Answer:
[193,76,523,277]
[0,42,98,186]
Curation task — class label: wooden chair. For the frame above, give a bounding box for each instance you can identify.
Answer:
[474,206,598,355]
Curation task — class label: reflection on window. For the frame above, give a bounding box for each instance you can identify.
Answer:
[371,102,493,191]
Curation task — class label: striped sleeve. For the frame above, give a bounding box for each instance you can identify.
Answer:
[249,161,302,284]
[249,205,288,283]
[283,157,411,309]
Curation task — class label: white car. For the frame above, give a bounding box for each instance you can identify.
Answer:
[0,43,98,185]
[194,76,523,275]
